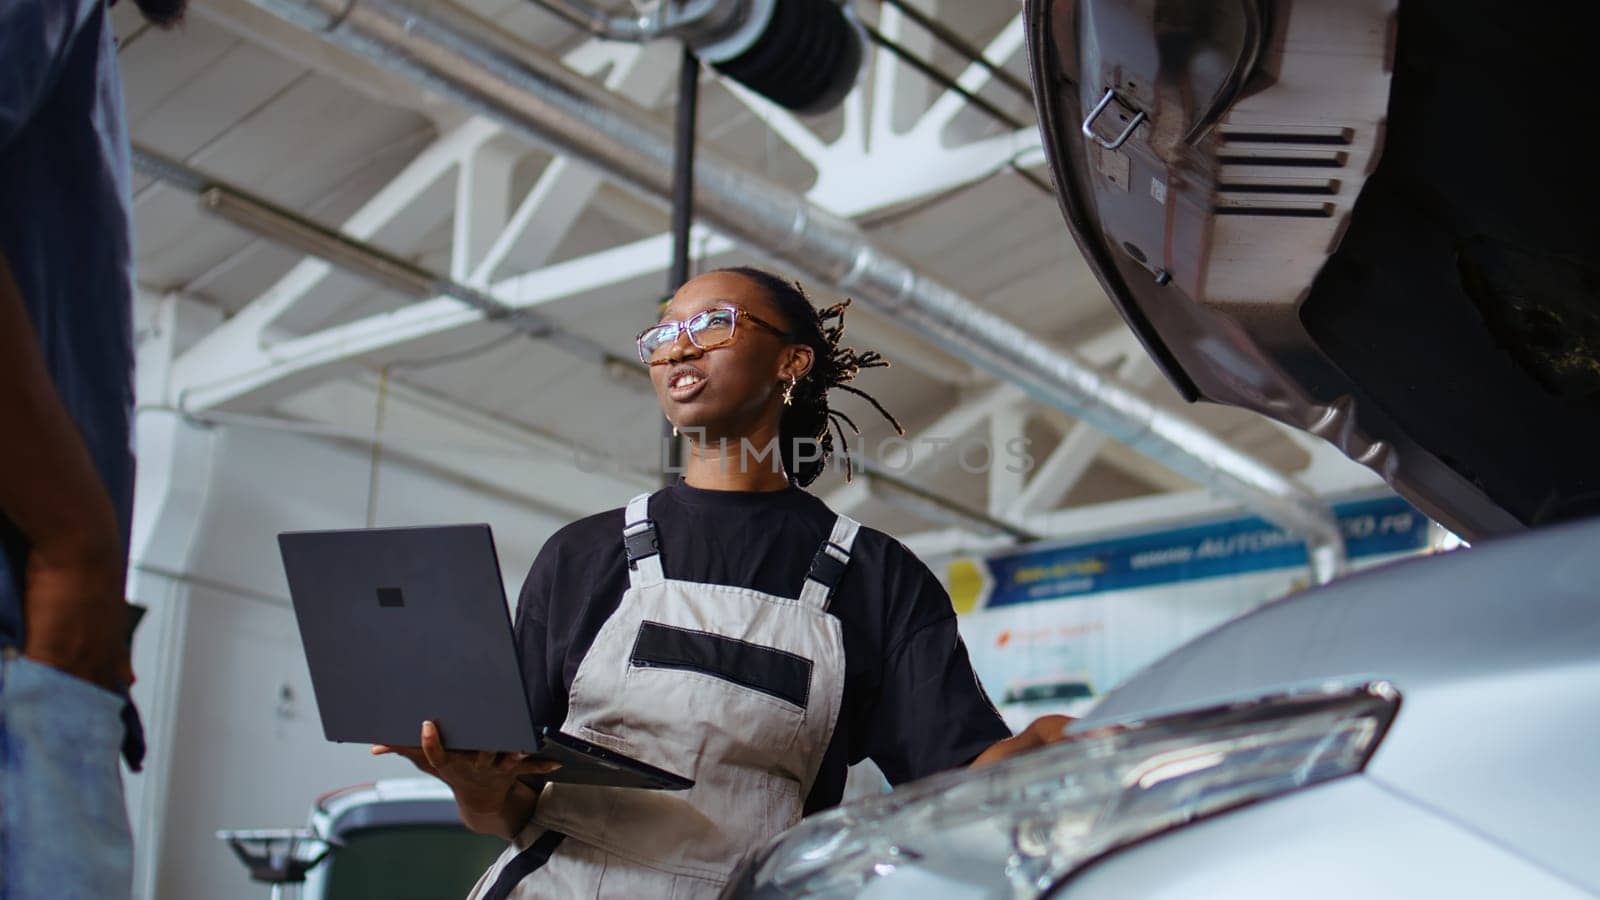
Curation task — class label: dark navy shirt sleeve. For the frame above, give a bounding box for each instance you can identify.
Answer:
[863,551,1010,785]
[0,0,136,651]
[0,0,83,146]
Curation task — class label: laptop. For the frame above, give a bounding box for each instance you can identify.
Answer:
[278,524,692,791]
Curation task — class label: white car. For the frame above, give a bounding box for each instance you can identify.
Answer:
[726,522,1598,898]
[997,675,1098,734]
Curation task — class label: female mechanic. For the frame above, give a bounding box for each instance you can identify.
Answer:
[377,266,1070,898]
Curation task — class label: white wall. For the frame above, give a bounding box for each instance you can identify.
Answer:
[131,421,569,899]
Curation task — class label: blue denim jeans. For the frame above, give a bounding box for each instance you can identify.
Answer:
[0,650,132,899]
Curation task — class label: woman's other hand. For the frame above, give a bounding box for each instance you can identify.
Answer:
[969,714,1075,768]
[372,720,561,822]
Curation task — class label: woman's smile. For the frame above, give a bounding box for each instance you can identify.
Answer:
[666,364,708,401]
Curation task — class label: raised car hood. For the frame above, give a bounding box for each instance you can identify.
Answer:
[1025,0,1599,542]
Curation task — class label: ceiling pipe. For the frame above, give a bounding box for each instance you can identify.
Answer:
[855,460,1041,542]
[524,0,739,44]
[238,0,1348,582]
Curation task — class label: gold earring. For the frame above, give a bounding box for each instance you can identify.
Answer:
[782,376,797,406]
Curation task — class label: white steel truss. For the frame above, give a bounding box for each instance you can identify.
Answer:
[163,8,1042,414]
[146,3,1336,540]
[823,327,1170,528]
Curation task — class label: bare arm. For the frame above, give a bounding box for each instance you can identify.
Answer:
[374,720,560,840]
[0,251,130,690]
[969,714,1075,768]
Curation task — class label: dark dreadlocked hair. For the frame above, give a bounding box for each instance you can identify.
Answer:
[712,266,904,487]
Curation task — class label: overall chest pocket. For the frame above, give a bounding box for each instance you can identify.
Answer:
[624,621,811,763]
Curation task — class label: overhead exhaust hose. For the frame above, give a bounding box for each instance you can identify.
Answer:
[708,0,863,114]
[527,0,864,114]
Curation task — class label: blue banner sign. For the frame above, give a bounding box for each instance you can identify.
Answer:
[983,495,1429,609]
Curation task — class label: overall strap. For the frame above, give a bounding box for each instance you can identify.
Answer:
[798,514,862,611]
[482,830,566,900]
[622,492,664,588]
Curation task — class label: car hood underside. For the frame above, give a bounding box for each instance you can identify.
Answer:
[1026,0,1599,542]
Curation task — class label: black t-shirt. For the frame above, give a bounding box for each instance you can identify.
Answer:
[513,480,1010,814]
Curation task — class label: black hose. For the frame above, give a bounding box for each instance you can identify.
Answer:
[670,46,699,292]
[710,0,862,114]
[664,44,700,481]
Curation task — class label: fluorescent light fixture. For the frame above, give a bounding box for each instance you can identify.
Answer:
[200,187,439,300]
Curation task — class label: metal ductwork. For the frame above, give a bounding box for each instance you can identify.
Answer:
[525,0,745,43]
[240,0,1348,581]
[528,0,864,113]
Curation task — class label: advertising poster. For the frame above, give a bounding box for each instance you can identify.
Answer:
[946,494,1433,731]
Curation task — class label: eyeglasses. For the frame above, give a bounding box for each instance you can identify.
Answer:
[636,306,792,364]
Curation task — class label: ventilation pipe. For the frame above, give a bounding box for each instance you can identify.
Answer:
[241,0,1348,582]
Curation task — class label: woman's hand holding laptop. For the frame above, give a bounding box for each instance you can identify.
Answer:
[372,719,562,839]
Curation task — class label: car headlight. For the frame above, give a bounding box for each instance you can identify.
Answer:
[724,681,1399,899]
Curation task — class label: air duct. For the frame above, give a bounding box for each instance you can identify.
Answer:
[527,0,863,113]
[240,0,1348,581]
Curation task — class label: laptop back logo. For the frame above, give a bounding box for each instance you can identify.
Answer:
[376,587,405,608]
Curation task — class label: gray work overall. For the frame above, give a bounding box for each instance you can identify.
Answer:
[468,491,859,899]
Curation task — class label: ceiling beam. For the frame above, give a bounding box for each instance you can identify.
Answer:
[1006,348,1162,516]
[824,382,1025,515]
[901,488,1253,561]
[173,227,690,412]
[905,12,1027,144]
[464,42,680,284]
[193,0,451,118]
[169,116,501,393]
[162,21,1051,414]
